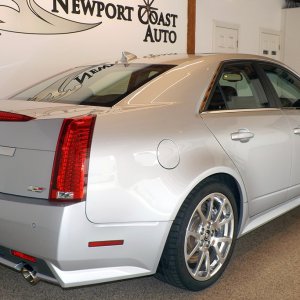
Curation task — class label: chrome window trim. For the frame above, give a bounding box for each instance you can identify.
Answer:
[200,108,281,115]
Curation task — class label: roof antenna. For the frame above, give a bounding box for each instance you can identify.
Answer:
[117,51,138,65]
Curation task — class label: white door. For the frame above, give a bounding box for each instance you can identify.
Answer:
[214,26,238,53]
[260,32,281,60]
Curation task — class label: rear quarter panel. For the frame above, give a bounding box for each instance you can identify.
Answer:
[86,59,246,223]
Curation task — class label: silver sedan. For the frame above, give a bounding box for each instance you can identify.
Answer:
[0,53,299,291]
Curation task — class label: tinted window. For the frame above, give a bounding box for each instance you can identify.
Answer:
[207,63,269,111]
[12,64,174,107]
[261,64,300,108]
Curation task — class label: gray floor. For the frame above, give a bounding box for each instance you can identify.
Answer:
[0,206,299,300]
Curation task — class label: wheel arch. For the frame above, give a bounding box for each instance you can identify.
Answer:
[201,173,244,233]
[173,171,248,236]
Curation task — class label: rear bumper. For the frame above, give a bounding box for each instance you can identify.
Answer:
[0,194,172,287]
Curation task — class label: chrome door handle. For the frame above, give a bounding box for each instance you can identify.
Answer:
[231,129,254,143]
[294,128,300,135]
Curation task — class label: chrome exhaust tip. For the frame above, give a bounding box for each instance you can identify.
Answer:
[21,265,40,285]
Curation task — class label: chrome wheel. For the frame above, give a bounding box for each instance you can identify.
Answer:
[184,192,234,281]
[157,181,238,290]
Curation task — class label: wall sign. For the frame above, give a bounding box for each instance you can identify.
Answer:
[0,0,186,99]
[138,0,178,43]
[0,0,178,43]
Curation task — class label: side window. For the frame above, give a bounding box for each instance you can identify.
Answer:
[261,64,300,108]
[207,63,269,111]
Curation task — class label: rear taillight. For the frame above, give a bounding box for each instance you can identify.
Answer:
[49,115,96,202]
[0,111,35,121]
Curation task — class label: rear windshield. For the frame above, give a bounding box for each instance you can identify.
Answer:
[12,64,175,107]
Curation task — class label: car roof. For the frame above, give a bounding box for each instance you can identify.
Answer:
[131,53,280,66]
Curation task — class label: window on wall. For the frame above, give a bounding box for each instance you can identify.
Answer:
[260,64,300,108]
[207,63,269,111]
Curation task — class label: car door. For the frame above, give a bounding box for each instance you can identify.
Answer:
[259,63,300,201]
[201,61,292,217]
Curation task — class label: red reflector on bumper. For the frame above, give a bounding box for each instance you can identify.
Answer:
[11,250,37,263]
[88,240,124,247]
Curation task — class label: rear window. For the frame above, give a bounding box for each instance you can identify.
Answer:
[12,64,175,107]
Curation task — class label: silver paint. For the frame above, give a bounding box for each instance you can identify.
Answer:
[0,53,299,288]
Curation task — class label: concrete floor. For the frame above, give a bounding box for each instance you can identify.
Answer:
[0,206,299,300]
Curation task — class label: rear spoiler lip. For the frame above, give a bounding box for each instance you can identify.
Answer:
[0,100,111,120]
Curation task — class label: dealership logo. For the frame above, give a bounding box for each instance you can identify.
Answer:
[0,0,100,34]
[0,0,178,43]
[138,0,178,43]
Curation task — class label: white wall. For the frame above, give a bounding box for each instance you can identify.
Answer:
[0,0,187,98]
[196,0,285,55]
[282,8,300,74]
[1,0,292,99]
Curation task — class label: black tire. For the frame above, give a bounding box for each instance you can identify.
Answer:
[156,179,238,291]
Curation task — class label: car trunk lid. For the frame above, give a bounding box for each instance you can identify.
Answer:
[0,100,101,199]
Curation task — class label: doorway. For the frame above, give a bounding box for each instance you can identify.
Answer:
[260,30,281,60]
[213,22,239,53]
